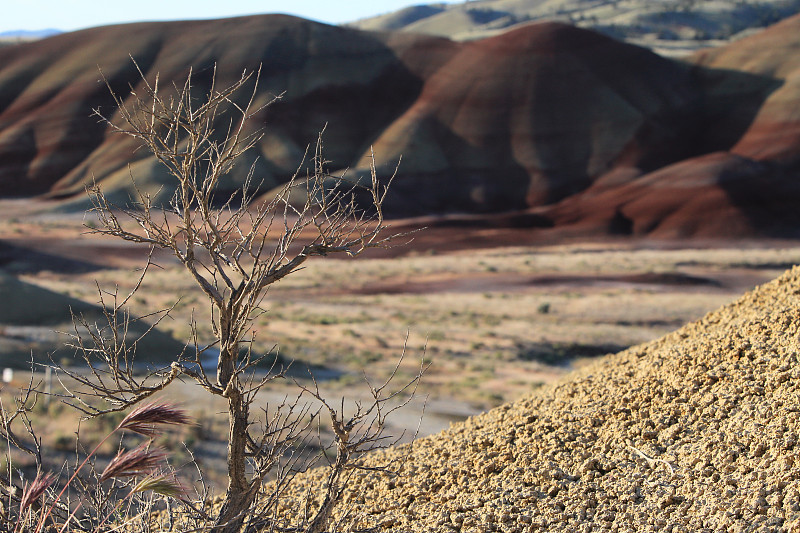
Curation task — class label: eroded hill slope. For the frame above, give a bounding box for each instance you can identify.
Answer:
[541,13,800,238]
[279,265,800,531]
[2,14,800,236]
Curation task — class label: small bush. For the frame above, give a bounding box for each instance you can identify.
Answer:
[0,62,427,533]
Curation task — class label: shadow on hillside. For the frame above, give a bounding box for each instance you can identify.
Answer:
[0,239,103,274]
[0,271,186,369]
[681,64,800,236]
[719,164,800,238]
[689,64,783,153]
[376,116,532,216]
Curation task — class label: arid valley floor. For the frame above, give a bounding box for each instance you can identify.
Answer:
[2,198,800,493]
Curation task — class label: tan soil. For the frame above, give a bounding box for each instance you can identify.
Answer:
[278,266,800,532]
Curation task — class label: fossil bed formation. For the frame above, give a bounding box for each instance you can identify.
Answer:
[1,13,800,237]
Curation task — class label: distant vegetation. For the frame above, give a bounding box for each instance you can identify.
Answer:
[349,0,800,54]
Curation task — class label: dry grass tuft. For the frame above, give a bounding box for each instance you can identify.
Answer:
[117,402,191,437]
[99,443,166,482]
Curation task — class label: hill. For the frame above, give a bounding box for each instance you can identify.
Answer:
[366,21,702,215]
[0,15,433,205]
[1,14,800,237]
[3,15,699,215]
[0,29,61,40]
[349,0,800,56]
[0,270,185,367]
[539,13,800,238]
[276,264,800,530]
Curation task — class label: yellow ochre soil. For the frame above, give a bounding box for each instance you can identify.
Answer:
[280,266,800,532]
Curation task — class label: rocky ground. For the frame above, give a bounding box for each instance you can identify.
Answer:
[277,266,800,532]
[3,201,800,528]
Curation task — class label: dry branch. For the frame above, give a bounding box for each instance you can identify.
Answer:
[55,60,422,532]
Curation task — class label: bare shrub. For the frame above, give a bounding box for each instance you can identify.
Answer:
[32,62,425,532]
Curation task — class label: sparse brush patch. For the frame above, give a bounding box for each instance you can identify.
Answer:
[0,398,191,532]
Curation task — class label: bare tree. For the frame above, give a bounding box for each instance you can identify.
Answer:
[54,62,420,532]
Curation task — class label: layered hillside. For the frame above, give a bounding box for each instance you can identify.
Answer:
[278,265,800,531]
[0,15,432,203]
[368,22,703,214]
[542,13,800,238]
[0,16,702,215]
[1,13,800,236]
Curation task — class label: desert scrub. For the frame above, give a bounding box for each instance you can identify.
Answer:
[31,61,429,533]
[1,401,190,532]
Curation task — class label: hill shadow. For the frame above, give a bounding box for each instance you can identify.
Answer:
[688,64,784,154]
[0,239,103,274]
[687,64,800,236]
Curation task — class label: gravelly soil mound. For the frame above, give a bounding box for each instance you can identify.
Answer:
[282,266,800,531]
